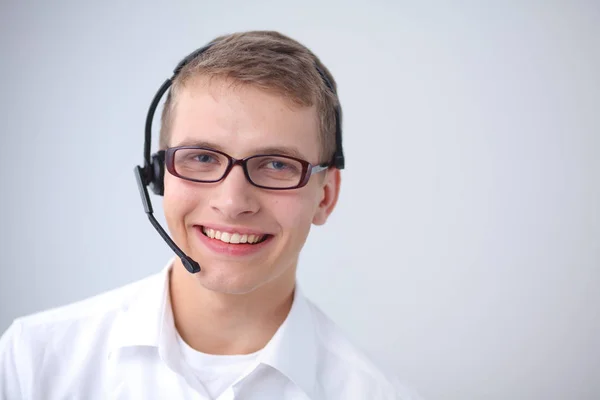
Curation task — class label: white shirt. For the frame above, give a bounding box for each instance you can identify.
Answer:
[177,332,261,399]
[0,260,421,400]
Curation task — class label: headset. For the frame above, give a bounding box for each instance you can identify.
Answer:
[134,41,345,274]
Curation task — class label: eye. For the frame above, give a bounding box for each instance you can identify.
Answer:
[194,153,217,163]
[267,160,289,170]
[260,158,301,173]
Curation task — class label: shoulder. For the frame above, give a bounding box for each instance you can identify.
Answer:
[0,273,160,387]
[12,272,157,338]
[0,272,165,398]
[305,299,421,400]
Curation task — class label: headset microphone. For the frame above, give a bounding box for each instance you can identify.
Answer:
[134,164,200,274]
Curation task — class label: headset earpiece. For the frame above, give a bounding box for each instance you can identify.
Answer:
[149,151,165,196]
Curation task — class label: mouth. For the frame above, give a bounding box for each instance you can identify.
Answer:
[200,226,271,245]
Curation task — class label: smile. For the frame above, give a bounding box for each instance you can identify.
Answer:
[201,226,269,245]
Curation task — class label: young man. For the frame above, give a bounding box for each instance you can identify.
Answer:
[0,31,418,399]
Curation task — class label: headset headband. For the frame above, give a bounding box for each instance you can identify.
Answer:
[143,42,344,176]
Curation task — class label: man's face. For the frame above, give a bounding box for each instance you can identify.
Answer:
[163,77,340,295]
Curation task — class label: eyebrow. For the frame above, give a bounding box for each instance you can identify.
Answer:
[175,139,226,152]
[173,139,307,160]
[253,146,305,159]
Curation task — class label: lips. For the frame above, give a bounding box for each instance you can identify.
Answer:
[200,226,269,244]
[194,225,273,257]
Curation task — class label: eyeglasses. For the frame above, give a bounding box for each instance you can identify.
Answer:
[162,146,330,190]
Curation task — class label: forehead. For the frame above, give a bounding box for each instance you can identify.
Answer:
[169,77,321,161]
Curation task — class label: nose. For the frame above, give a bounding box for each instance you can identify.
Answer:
[208,164,260,219]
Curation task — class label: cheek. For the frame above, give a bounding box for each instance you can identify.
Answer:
[163,177,199,226]
[270,194,318,233]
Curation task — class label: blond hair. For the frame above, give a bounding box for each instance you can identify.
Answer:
[159,31,339,162]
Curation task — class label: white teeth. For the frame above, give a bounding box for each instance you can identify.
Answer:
[202,227,265,244]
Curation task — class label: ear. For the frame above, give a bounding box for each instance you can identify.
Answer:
[312,169,341,226]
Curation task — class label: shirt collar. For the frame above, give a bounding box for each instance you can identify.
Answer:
[257,284,318,397]
[108,258,318,397]
[107,259,173,353]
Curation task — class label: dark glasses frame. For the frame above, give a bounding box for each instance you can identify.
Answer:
[162,146,330,190]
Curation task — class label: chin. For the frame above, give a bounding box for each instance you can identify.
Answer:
[198,277,266,295]
[193,257,294,296]
[192,265,269,295]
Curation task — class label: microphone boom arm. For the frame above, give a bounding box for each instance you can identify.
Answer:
[134,166,201,274]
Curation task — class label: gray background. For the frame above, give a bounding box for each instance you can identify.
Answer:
[1,1,599,399]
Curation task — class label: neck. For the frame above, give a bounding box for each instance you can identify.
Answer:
[169,259,296,355]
